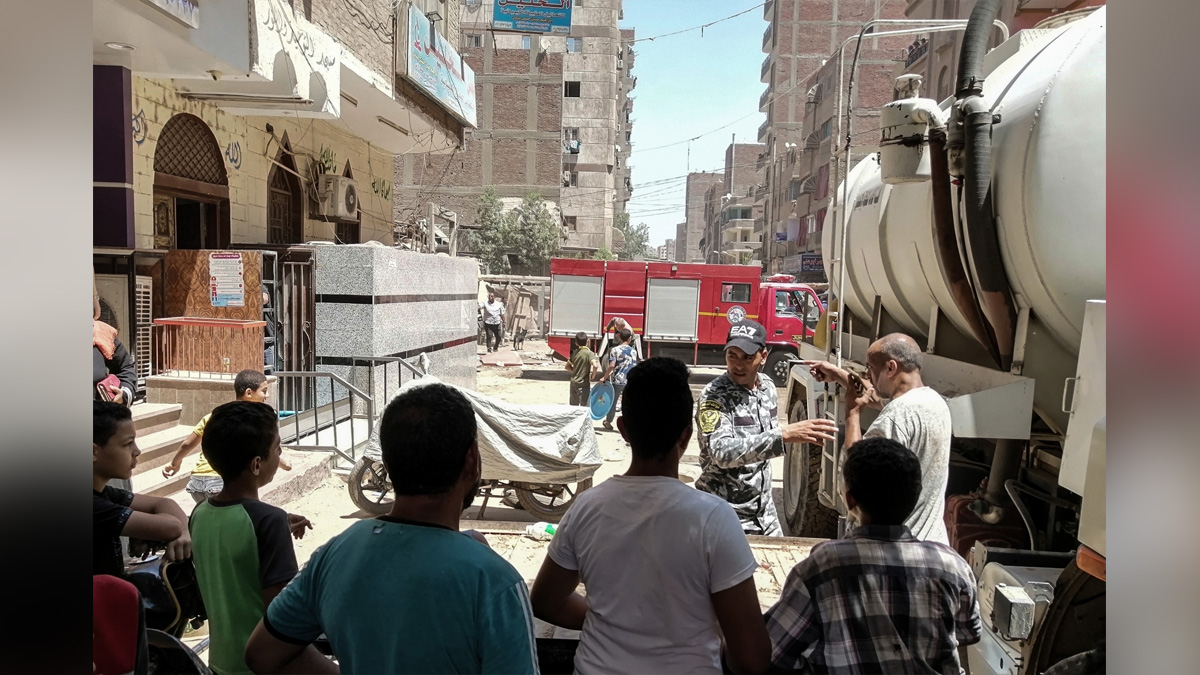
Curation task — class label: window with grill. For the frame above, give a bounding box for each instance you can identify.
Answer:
[721,283,752,303]
[567,37,583,53]
[564,81,581,97]
[522,35,532,50]
[154,114,227,185]
[464,33,483,48]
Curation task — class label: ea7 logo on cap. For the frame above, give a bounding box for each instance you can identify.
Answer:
[729,325,757,339]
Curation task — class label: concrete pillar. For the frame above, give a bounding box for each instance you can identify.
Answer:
[93,65,135,248]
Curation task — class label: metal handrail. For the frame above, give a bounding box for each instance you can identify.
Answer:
[348,355,426,415]
[273,370,373,465]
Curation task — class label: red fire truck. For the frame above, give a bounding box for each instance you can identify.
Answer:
[547,259,825,382]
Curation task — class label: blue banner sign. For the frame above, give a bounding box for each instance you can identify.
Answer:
[408,6,477,127]
[493,0,573,35]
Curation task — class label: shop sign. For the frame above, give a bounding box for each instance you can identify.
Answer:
[493,0,574,35]
[408,6,478,126]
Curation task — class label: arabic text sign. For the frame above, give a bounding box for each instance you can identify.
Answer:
[493,0,573,35]
[408,6,478,127]
[800,254,824,273]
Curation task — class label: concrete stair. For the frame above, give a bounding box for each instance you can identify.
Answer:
[128,401,336,514]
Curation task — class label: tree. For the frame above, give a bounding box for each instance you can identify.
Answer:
[614,213,650,261]
[471,187,513,274]
[593,246,617,261]
[507,192,561,273]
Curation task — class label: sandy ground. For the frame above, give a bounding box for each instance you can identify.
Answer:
[279,340,808,601]
[181,342,814,653]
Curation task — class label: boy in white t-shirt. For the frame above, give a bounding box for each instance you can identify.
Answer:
[531,357,771,674]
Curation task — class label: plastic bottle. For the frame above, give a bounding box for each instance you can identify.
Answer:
[524,522,556,540]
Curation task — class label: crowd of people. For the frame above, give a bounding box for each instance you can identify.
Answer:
[93,311,981,674]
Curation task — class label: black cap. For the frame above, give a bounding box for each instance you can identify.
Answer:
[725,319,767,354]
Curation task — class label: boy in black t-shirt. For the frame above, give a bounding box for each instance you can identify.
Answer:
[93,401,192,577]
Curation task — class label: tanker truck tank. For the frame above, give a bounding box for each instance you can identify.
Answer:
[821,7,1105,433]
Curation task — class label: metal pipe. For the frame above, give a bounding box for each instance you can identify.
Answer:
[1004,479,1038,550]
[985,438,1025,505]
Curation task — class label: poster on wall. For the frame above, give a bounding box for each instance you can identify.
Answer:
[408,6,478,127]
[209,252,245,308]
[492,0,574,35]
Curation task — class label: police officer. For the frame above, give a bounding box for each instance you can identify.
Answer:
[695,320,838,536]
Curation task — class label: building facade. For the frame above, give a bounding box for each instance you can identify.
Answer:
[682,172,723,263]
[756,0,906,277]
[394,0,633,264]
[702,143,765,264]
[94,0,470,253]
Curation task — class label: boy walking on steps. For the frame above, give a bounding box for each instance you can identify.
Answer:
[162,369,291,503]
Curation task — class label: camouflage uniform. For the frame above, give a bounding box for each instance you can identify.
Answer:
[695,372,784,537]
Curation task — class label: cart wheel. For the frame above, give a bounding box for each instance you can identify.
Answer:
[348,457,393,516]
[514,478,592,523]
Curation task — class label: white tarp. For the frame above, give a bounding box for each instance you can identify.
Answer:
[364,375,601,484]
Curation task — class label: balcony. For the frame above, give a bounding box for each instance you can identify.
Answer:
[758,120,770,143]
[761,54,772,83]
[762,24,773,50]
[764,0,774,20]
[904,37,929,69]
[759,88,771,113]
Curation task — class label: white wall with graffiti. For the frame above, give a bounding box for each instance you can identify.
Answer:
[130,75,397,248]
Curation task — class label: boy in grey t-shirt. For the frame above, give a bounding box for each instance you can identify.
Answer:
[805,333,952,544]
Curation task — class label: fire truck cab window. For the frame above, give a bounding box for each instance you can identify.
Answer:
[776,290,798,315]
[721,283,751,303]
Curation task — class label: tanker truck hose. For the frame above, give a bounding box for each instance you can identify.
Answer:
[929,128,1001,366]
[954,0,1018,369]
[955,0,1002,99]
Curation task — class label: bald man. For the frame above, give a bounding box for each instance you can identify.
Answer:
[803,334,952,544]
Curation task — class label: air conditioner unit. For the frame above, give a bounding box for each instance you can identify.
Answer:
[95,274,153,388]
[317,174,359,221]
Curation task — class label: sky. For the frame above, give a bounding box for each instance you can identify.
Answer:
[619,1,767,249]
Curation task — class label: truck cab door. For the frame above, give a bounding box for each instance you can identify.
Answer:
[710,280,755,340]
[766,289,807,346]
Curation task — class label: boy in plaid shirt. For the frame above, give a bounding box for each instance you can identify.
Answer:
[765,437,981,674]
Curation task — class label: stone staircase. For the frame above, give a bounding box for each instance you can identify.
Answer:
[128,402,335,514]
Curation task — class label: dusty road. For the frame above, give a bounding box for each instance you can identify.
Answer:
[282,341,813,618]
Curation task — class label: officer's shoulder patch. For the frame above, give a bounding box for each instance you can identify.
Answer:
[698,398,723,434]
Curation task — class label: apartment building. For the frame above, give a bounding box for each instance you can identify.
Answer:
[702,143,765,264]
[394,0,633,264]
[756,0,906,277]
[681,172,723,263]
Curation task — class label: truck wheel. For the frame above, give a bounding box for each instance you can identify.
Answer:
[514,478,592,523]
[781,398,839,538]
[348,457,393,516]
[766,349,797,384]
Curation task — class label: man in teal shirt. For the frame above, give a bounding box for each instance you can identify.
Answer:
[245,382,539,675]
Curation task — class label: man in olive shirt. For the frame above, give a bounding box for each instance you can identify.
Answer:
[565,331,599,406]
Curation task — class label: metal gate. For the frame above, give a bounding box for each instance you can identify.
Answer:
[279,258,315,411]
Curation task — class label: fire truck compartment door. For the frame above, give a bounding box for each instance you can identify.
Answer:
[551,275,604,337]
[644,278,700,341]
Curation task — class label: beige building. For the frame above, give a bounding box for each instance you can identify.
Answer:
[394,0,634,266]
[681,172,723,263]
[94,0,469,253]
[702,143,765,264]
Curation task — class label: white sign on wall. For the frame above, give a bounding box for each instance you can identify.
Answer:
[209,252,245,308]
[141,0,200,29]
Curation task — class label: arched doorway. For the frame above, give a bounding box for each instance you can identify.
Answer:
[152,113,230,249]
[267,135,303,244]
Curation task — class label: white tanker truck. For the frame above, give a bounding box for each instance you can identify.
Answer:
[780,4,1105,673]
